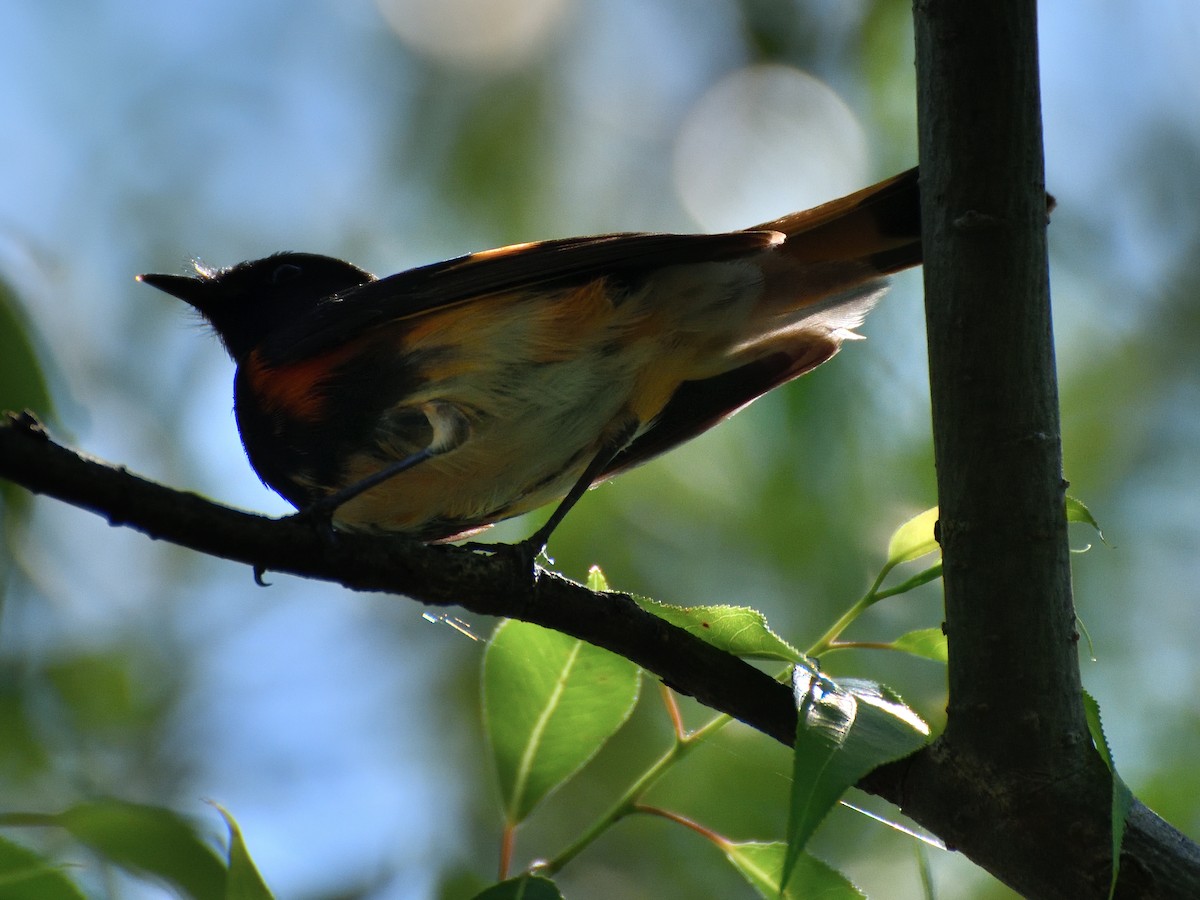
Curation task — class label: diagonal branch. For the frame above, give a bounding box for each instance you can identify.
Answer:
[0,411,795,745]
[897,0,1200,897]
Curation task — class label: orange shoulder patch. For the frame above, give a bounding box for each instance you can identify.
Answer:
[243,342,360,422]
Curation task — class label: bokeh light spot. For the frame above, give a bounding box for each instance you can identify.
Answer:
[673,64,869,231]
[375,0,568,70]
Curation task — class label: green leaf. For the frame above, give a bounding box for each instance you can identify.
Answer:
[0,684,49,778]
[1083,691,1132,900]
[586,565,610,592]
[0,836,85,900]
[212,804,274,900]
[471,874,565,900]
[785,670,929,890]
[635,597,802,662]
[0,281,54,517]
[54,800,226,900]
[722,841,864,899]
[888,628,948,664]
[483,620,640,823]
[0,280,52,419]
[46,652,141,732]
[885,507,940,569]
[1066,496,1106,543]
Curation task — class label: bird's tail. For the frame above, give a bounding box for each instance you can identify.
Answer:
[753,167,922,276]
[603,172,922,479]
[740,167,921,347]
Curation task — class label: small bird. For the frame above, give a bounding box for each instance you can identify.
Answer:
[140,168,922,553]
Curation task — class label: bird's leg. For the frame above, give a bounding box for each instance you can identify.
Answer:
[467,421,638,568]
[295,401,471,528]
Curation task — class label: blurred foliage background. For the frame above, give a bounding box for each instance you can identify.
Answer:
[1,1,1198,897]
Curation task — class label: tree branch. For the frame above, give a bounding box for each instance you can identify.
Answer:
[0,411,795,745]
[905,0,1200,896]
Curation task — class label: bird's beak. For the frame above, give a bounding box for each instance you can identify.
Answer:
[136,272,207,309]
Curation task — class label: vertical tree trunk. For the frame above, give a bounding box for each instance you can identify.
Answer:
[916,0,1079,769]
[898,1,1200,896]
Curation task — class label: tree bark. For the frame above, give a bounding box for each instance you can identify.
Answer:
[892,0,1200,896]
[917,0,1078,759]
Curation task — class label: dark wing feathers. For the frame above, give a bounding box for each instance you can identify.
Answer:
[260,230,780,364]
[599,340,839,481]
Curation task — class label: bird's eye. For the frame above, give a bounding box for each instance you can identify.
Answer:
[271,263,302,285]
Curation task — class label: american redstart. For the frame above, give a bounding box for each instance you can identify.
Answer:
[139,168,922,551]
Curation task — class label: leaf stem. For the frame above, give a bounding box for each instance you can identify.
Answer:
[633,804,728,846]
[805,565,892,658]
[499,822,516,880]
[537,702,741,876]
[805,562,943,658]
[535,744,677,875]
[659,682,687,741]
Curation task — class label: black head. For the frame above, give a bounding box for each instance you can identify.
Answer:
[139,252,375,362]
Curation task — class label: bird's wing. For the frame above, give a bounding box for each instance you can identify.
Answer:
[258,230,780,363]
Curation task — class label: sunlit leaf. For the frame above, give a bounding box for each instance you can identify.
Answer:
[889,628,948,664]
[212,804,274,900]
[1084,691,1132,900]
[483,620,640,823]
[471,874,564,900]
[885,507,940,569]
[586,565,609,592]
[0,836,85,900]
[722,841,864,899]
[636,598,802,662]
[1067,496,1106,543]
[785,670,929,890]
